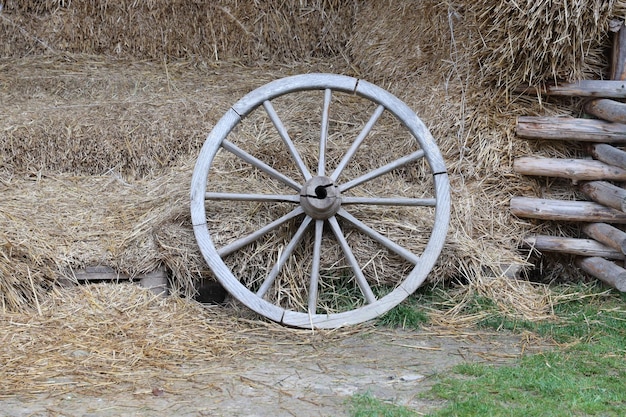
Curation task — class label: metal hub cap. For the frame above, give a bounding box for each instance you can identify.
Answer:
[299,176,341,220]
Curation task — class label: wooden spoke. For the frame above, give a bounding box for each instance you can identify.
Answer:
[327,216,376,304]
[205,192,300,203]
[337,208,420,264]
[264,100,312,181]
[331,105,385,182]
[256,215,313,298]
[341,196,436,206]
[339,149,425,193]
[308,220,324,315]
[318,89,332,176]
[221,140,301,191]
[217,207,304,257]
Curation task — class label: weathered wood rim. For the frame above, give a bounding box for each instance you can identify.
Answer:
[190,73,450,328]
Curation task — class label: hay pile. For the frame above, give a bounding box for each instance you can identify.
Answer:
[0,282,370,397]
[0,284,241,396]
[3,1,624,87]
[465,0,626,89]
[2,1,625,317]
[0,0,354,63]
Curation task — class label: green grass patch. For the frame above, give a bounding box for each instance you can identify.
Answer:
[377,298,430,329]
[426,285,626,416]
[349,393,418,417]
[375,285,446,329]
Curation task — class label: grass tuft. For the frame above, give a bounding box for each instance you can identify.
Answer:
[377,300,429,329]
[349,393,418,417]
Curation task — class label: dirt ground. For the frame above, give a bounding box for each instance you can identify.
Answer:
[0,322,543,417]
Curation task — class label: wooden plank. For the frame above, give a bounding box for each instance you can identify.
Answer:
[582,223,626,255]
[73,266,166,281]
[73,266,131,281]
[523,235,624,260]
[70,266,168,296]
[516,80,626,98]
[589,143,626,170]
[576,256,626,292]
[580,181,626,212]
[584,99,626,123]
[510,197,626,223]
[513,157,626,181]
[612,22,626,81]
[516,116,626,143]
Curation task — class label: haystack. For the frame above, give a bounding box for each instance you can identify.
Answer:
[2,1,625,318]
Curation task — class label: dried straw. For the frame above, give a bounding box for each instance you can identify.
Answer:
[0,284,240,397]
[2,0,623,318]
[0,0,355,63]
[0,282,372,397]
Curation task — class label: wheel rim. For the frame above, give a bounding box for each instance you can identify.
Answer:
[191,73,450,329]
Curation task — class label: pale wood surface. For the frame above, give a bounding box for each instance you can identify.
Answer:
[612,22,626,81]
[513,157,626,181]
[72,266,166,281]
[584,99,626,123]
[580,181,626,212]
[589,143,626,170]
[524,235,624,260]
[576,256,626,292]
[510,197,626,223]
[516,80,626,98]
[516,116,626,143]
[582,222,626,254]
[190,73,451,329]
[64,267,169,296]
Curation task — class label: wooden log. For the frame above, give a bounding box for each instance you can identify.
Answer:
[516,80,626,98]
[582,222,626,254]
[580,181,626,212]
[513,157,626,181]
[588,143,626,169]
[510,197,626,223]
[516,116,626,143]
[523,235,624,260]
[584,99,626,123]
[612,22,626,81]
[576,256,626,292]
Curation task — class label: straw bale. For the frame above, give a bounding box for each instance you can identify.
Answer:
[464,0,626,89]
[348,1,453,83]
[0,168,197,311]
[0,0,356,63]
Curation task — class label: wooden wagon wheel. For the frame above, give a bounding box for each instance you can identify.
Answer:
[190,74,450,329]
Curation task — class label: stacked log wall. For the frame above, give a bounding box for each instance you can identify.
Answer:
[512,24,626,292]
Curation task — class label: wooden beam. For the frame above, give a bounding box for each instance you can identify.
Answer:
[523,235,624,260]
[582,223,626,254]
[516,116,626,143]
[579,181,626,212]
[516,80,626,98]
[612,22,626,81]
[513,157,626,181]
[510,197,626,223]
[576,256,626,292]
[584,99,626,123]
[69,266,168,296]
[588,143,626,170]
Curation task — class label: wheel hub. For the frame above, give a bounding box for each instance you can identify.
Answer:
[300,176,341,220]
